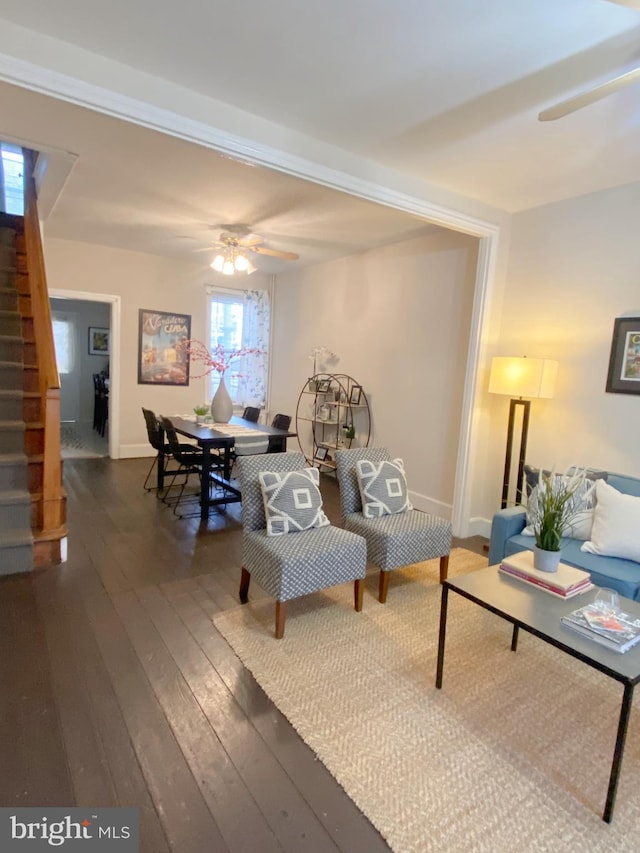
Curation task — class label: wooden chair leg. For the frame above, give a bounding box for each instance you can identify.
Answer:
[354,578,364,612]
[275,601,286,639]
[239,567,251,603]
[378,570,390,604]
[439,554,450,583]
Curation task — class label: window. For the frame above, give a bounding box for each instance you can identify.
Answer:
[1,143,24,216]
[207,288,270,407]
[51,314,75,375]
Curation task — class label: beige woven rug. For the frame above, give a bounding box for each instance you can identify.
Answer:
[213,548,640,852]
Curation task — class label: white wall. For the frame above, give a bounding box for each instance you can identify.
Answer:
[42,237,270,456]
[482,181,640,529]
[271,230,479,516]
[50,297,110,424]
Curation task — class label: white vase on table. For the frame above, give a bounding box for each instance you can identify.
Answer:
[211,375,233,423]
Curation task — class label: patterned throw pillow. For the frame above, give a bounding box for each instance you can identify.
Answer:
[522,477,600,541]
[259,467,330,536]
[355,458,413,519]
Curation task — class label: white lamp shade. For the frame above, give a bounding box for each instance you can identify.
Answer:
[489,357,558,399]
[211,253,225,272]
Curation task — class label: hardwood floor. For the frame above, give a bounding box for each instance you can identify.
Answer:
[0,457,487,852]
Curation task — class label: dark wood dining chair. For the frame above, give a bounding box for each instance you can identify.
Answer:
[267,413,291,453]
[242,406,261,423]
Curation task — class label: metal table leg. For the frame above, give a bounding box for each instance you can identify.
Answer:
[435,584,449,689]
[604,682,634,823]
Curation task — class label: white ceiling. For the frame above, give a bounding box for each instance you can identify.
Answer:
[0,0,639,270]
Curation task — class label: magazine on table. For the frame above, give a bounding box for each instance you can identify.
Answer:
[561,602,640,653]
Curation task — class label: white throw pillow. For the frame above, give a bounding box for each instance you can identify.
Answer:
[581,479,640,562]
[259,467,330,536]
[356,458,413,519]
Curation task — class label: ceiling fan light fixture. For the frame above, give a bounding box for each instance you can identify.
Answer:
[234,252,249,272]
[222,256,235,275]
[211,253,225,272]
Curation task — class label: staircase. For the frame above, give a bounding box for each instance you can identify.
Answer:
[0,199,66,572]
[0,218,34,573]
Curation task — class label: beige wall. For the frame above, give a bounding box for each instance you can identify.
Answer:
[483,181,640,528]
[43,237,270,455]
[271,230,479,517]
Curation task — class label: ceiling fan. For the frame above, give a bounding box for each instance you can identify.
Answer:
[539,0,640,121]
[198,225,299,275]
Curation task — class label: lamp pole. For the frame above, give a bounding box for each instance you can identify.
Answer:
[501,397,531,509]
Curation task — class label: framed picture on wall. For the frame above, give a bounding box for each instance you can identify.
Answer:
[606,316,640,395]
[88,327,109,355]
[138,309,191,386]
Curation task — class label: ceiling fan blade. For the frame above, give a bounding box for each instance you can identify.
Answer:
[238,233,264,247]
[538,66,640,121]
[250,246,299,260]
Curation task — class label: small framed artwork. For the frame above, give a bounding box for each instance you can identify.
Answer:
[606,317,640,395]
[349,384,363,405]
[138,309,191,386]
[314,446,329,461]
[317,378,331,392]
[88,327,109,355]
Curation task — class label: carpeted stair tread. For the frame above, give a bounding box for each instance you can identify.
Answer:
[0,529,33,545]
[0,488,31,504]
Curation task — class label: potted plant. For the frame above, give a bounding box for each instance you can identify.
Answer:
[342,423,356,445]
[193,404,209,423]
[528,467,586,572]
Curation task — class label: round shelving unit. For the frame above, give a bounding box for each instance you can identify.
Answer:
[295,373,371,472]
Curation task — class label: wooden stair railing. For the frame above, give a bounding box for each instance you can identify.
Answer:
[22,148,67,565]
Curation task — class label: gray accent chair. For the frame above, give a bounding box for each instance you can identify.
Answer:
[335,447,452,603]
[236,451,367,638]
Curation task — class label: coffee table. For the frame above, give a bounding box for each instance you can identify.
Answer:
[435,565,640,822]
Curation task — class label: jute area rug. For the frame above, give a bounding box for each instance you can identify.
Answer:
[213,548,640,852]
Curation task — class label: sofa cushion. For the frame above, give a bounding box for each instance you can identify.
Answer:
[581,479,640,562]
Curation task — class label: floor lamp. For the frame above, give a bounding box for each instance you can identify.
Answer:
[489,357,558,508]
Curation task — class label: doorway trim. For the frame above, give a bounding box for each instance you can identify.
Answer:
[49,288,121,460]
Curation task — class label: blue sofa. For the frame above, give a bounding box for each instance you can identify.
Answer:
[488,472,640,601]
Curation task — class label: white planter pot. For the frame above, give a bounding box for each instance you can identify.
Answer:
[533,545,561,573]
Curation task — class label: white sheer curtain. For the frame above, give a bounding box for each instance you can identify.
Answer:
[237,289,270,407]
[207,287,270,408]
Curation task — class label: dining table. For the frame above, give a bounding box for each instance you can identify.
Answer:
[157,415,297,520]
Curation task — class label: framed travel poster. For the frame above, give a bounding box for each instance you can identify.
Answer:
[138,309,191,386]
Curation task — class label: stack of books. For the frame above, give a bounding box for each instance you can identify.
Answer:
[499,551,594,599]
[561,603,640,653]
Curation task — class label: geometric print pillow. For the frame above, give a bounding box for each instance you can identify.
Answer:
[259,467,330,536]
[522,477,599,541]
[355,458,413,519]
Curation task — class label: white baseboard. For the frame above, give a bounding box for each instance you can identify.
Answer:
[409,490,452,520]
[119,444,156,459]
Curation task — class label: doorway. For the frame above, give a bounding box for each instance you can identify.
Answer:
[49,289,121,460]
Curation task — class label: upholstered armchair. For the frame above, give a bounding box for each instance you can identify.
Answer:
[235,451,367,638]
[335,447,452,603]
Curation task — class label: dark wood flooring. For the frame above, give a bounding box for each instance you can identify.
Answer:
[0,456,488,852]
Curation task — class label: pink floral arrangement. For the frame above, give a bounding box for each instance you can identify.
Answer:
[179,339,263,378]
